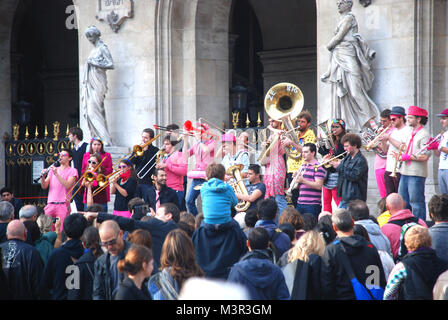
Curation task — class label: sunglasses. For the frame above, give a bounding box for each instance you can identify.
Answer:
[100,236,118,247]
[118,165,128,169]
[88,160,98,165]
[59,152,69,157]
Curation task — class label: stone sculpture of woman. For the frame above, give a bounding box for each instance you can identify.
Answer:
[320,0,381,132]
[81,26,114,146]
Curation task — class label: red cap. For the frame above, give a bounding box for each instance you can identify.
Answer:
[408,106,428,117]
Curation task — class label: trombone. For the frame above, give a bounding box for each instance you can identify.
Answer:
[112,133,162,169]
[66,156,107,202]
[92,169,123,197]
[136,149,165,180]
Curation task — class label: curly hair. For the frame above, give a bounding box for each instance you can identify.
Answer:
[278,207,304,230]
[160,229,204,288]
[287,230,325,263]
[405,225,432,252]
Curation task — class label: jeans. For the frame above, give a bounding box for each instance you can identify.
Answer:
[186,178,205,216]
[338,200,349,209]
[398,175,426,221]
[296,203,322,219]
[176,190,186,211]
[273,195,288,224]
[439,169,448,195]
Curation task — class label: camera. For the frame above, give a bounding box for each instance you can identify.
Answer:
[132,204,150,220]
[52,217,59,223]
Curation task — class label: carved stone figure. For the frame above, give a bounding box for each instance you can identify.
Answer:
[321,0,381,132]
[81,26,114,146]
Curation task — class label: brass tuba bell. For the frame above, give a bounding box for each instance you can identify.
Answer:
[226,164,251,212]
[264,82,304,161]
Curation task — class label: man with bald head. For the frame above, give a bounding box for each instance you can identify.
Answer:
[0,220,43,299]
[381,193,427,260]
[93,220,131,300]
[0,201,14,243]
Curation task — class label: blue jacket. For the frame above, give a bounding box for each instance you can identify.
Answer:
[200,178,238,224]
[193,219,247,279]
[255,220,291,258]
[228,250,290,300]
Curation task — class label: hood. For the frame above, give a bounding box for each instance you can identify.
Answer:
[62,239,84,259]
[388,209,415,222]
[201,178,229,194]
[355,219,383,236]
[232,250,279,288]
[337,235,369,257]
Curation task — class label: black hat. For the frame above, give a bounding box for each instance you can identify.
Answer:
[390,106,406,116]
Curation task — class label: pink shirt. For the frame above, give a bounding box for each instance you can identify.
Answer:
[81,152,113,201]
[47,166,78,203]
[374,127,393,171]
[189,140,216,172]
[163,151,188,191]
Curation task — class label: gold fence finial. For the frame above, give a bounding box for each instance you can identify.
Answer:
[53,121,60,141]
[25,126,29,140]
[13,124,19,141]
[35,126,39,139]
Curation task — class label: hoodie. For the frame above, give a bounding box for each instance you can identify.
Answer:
[40,239,84,300]
[321,235,386,300]
[200,178,238,224]
[355,219,392,256]
[227,250,290,300]
[380,209,427,259]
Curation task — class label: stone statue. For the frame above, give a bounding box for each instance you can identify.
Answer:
[81,26,114,146]
[321,0,381,132]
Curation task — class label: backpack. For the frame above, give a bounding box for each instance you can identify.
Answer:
[333,240,385,300]
[388,217,419,262]
[267,229,283,264]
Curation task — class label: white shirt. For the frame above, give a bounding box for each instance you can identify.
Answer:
[386,126,412,172]
[439,131,448,170]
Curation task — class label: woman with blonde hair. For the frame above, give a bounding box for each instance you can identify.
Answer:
[282,230,325,299]
[148,229,204,300]
[384,225,447,300]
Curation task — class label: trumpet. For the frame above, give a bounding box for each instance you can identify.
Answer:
[390,144,405,178]
[413,131,444,156]
[312,151,348,171]
[184,120,219,139]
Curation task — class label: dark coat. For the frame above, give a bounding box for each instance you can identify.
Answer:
[0,239,43,299]
[192,219,247,279]
[228,250,290,300]
[400,248,448,300]
[67,249,100,300]
[321,235,386,300]
[336,151,368,202]
[0,223,7,243]
[254,220,291,258]
[93,241,131,300]
[96,212,178,274]
[114,277,152,300]
[40,239,84,300]
[142,185,180,211]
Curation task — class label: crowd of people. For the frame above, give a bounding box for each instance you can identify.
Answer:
[1,104,448,300]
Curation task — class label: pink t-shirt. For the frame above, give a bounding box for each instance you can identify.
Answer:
[374,128,393,171]
[47,166,79,203]
[163,151,188,191]
[189,140,216,171]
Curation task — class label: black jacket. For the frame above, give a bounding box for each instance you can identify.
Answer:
[114,277,152,300]
[67,250,101,300]
[132,144,159,185]
[142,185,180,211]
[71,142,88,178]
[400,248,448,300]
[336,151,368,202]
[0,223,7,243]
[0,239,43,299]
[93,240,131,300]
[321,235,386,300]
[192,219,247,279]
[96,212,178,274]
[40,239,84,300]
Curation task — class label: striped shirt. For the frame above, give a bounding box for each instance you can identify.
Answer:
[297,160,326,206]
